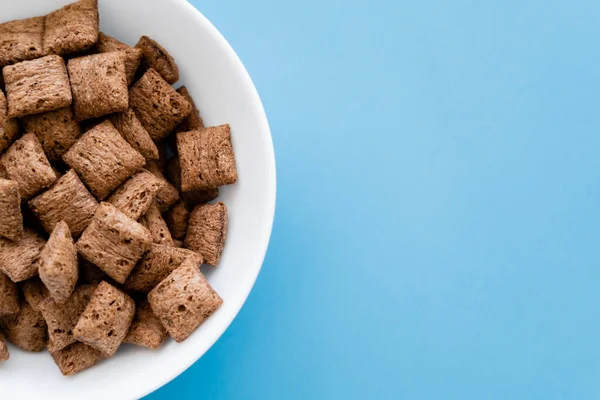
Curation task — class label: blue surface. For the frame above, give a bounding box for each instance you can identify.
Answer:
[148,0,600,399]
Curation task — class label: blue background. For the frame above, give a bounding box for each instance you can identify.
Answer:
[148,0,600,398]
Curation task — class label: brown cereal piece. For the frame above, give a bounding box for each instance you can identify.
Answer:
[0,332,8,360]
[39,222,78,304]
[3,55,72,117]
[111,109,159,160]
[73,281,135,356]
[0,179,23,242]
[0,229,46,282]
[166,157,219,208]
[148,260,222,342]
[139,203,174,246]
[107,170,164,220]
[78,259,107,284]
[1,133,57,199]
[184,202,228,266]
[76,203,153,283]
[0,272,19,316]
[173,239,183,248]
[0,163,6,179]
[63,120,146,199]
[0,16,45,67]
[175,86,204,132]
[135,36,179,84]
[147,161,180,212]
[68,52,129,121]
[39,284,96,352]
[165,201,190,241]
[29,170,99,236]
[177,125,238,191]
[0,90,19,153]
[21,278,49,311]
[129,68,191,141]
[20,107,82,161]
[50,341,104,376]
[97,32,143,84]
[123,298,168,349]
[43,0,99,56]
[124,244,202,293]
[0,301,46,351]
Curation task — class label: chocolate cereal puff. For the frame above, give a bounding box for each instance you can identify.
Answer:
[21,278,49,311]
[0,90,19,153]
[3,55,72,117]
[73,281,135,356]
[166,157,219,208]
[63,120,146,200]
[39,222,78,304]
[107,170,164,220]
[111,109,159,161]
[139,202,174,246]
[43,0,99,56]
[148,260,222,342]
[1,133,57,199]
[129,68,191,141]
[0,301,46,352]
[124,244,202,293]
[39,284,96,353]
[50,341,104,376]
[0,16,45,67]
[0,179,23,242]
[29,170,99,237]
[0,272,19,316]
[184,202,228,266]
[176,125,237,191]
[135,36,179,84]
[165,201,190,241]
[96,32,143,84]
[76,203,153,284]
[68,52,129,121]
[124,298,167,349]
[0,228,46,282]
[20,107,82,162]
[146,161,180,212]
[0,332,8,360]
[175,86,205,132]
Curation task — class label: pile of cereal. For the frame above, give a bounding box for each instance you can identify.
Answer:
[0,0,236,375]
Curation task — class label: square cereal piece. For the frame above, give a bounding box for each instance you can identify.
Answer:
[139,202,174,246]
[148,260,222,342]
[97,32,143,84]
[21,278,49,311]
[39,284,96,352]
[184,202,228,266]
[107,170,164,220]
[124,244,202,293]
[51,341,104,376]
[20,107,82,161]
[0,228,46,282]
[76,203,153,283]
[124,298,168,349]
[146,161,180,212]
[43,0,99,56]
[0,90,19,153]
[166,157,219,208]
[0,300,47,351]
[0,16,45,67]
[176,125,238,191]
[0,332,8,360]
[175,86,205,133]
[29,170,99,237]
[1,133,57,199]
[63,120,146,199]
[39,221,78,304]
[129,68,191,141]
[112,109,159,161]
[3,55,72,117]
[0,271,19,316]
[68,52,129,121]
[165,201,190,241]
[135,36,179,84]
[73,281,135,356]
[0,179,23,242]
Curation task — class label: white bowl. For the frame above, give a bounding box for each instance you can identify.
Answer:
[0,0,276,398]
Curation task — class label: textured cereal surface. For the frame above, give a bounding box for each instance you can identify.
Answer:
[165,201,190,240]
[166,157,219,208]
[135,36,179,84]
[50,341,104,376]
[0,332,8,360]
[0,301,47,351]
[107,170,164,220]
[147,161,180,212]
[184,202,228,266]
[0,90,19,153]
[0,228,46,282]
[43,0,99,56]
[111,109,159,160]
[139,202,174,246]
[0,271,19,316]
[0,179,23,242]
[0,16,45,66]
[124,298,168,349]
[21,278,49,311]
[97,32,143,84]
[39,221,78,304]
[175,86,204,132]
